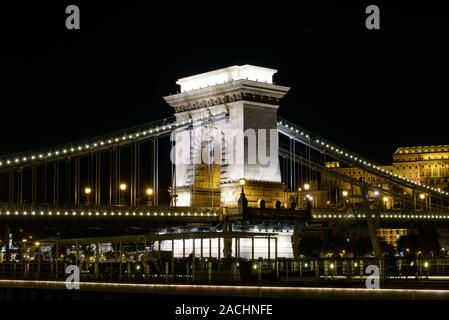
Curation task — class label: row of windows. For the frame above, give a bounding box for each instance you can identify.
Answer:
[396,164,446,170]
[423,178,449,185]
[377,229,406,235]
[396,169,447,178]
[396,155,449,161]
[345,172,380,182]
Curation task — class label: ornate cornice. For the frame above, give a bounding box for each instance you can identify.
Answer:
[164,79,290,113]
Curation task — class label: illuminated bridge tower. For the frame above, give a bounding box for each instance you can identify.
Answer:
[164,65,290,208]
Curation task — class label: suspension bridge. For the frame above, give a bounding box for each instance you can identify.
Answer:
[1,64,448,262]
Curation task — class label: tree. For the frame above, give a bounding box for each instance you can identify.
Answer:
[397,232,440,256]
[51,244,66,261]
[349,237,372,257]
[324,236,347,256]
[379,239,395,257]
[298,237,323,257]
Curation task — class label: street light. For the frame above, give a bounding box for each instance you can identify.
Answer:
[119,183,127,205]
[304,183,310,191]
[238,179,248,209]
[22,239,27,263]
[342,190,350,206]
[84,187,91,205]
[146,187,153,206]
[239,178,246,193]
[382,196,389,210]
[419,193,426,211]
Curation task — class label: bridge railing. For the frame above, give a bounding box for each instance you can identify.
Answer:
[311,208,449,220]
[0,204,221,219]
[1,257,449,286]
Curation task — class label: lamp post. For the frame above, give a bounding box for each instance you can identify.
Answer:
[373,190,380,208]
[342,190,349,208]
[383,196,389,210]
[303,183,313,208]
[238,179,248,209]
[420,193,426,211]
[119,183,127,205]
[146,187,153,206]
[34,241,40,256]
[22,239,27,263]
[305,194,313,210]
[84,187,91,206]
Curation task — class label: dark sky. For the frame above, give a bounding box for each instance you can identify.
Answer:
[0,2,448,164]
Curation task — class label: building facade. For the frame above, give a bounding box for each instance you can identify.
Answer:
[392,145,449,189]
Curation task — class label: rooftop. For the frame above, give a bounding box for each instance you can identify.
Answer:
[176,65,277,92]
[394,145,449,154]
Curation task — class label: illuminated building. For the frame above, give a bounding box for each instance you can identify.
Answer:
[376,228,407,247]
[323,145,449,206]
[392,145,449,189]
[164,65,290,208]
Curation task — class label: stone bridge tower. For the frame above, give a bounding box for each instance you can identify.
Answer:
[164,65,290,208]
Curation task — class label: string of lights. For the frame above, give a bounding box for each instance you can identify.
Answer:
[278,118,449,198]
[0,207,219,218]
[0,111,229,170]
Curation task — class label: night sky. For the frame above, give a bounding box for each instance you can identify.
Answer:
[0,2,448,164]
